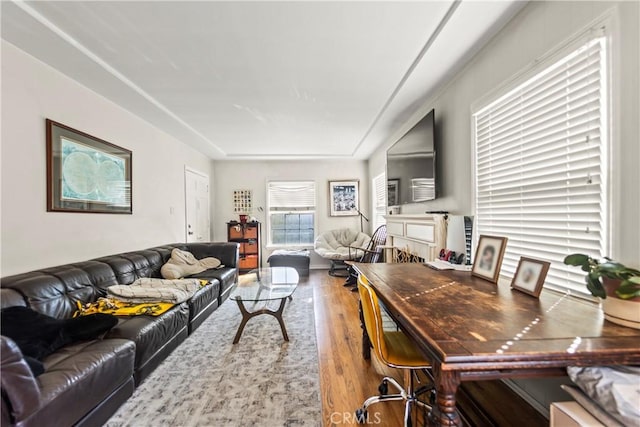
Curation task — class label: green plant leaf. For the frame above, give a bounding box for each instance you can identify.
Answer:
[615,280,640,299]
[586,273,606,298]
[564,254,590,266]
[629,276,640,285]
[599,261,626,273]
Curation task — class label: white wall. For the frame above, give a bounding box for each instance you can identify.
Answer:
[369,0,639,265]
[367,0,639,415]
[212,159,369,268]
[1,41,214,276]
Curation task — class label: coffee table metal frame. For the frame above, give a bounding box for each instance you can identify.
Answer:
[231,267,298,344]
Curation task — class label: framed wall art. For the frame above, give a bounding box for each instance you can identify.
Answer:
[233,189,252,213]
[329,180,359,216]
[472,235,508,283]
[510,257,550,297]
[46,119,132,214]
[387,179,399,206]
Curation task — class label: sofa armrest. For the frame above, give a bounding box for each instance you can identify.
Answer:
[185,242,240,268]
[1,336,41,424]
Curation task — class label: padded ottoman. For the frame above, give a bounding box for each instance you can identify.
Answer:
[267,250,310,276]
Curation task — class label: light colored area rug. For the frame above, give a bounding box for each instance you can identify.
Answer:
[106,283,321,427]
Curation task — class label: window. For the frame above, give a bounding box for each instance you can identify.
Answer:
[267,181,316,246]
[473,33,608,296]
[372,172,387,231]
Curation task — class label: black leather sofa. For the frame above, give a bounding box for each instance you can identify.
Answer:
[0,242,239,427]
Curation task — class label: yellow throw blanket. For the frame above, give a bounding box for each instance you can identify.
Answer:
[75,280,211,317]
[74,298,174,317]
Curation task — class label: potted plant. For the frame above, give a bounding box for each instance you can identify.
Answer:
[564,254,640,329]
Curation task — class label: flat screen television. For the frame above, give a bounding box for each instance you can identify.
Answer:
[386,109,436,206]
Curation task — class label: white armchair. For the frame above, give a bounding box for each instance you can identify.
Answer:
[314,228,371,276]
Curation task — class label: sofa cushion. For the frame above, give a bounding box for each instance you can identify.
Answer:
[187,268,236,302]
[0,307,118,360]
[105,303,189,372]
[27,338,135,427]
[0,336,42,422]
[71,261,119,297]
[1,271,97,318]
[184,280,221,332]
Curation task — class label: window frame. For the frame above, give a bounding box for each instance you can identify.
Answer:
[371,172,387,232]
[266,180,317,249]
[471,23,612,297]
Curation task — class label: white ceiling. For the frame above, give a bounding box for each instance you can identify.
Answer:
[1,1,525,160]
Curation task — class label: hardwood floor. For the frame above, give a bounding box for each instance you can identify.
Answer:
[312,270,412,426]
[308,270,548,427]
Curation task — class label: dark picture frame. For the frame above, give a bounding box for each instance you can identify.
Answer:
[46,119,132,214]
[511,257,550,297]
[329,180,359,216]
[387,179,399,206]
[472,235,508,283]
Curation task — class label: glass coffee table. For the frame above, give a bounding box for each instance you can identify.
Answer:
[230,267,299,344]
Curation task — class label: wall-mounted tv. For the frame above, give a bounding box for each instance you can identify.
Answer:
[386,109,436,206]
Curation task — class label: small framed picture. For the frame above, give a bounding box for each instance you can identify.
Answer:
[387,179,399,206]
[472,235,508,283]
[510,257,550,297]
[329,180,359,216]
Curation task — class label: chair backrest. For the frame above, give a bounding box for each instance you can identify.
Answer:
[359,225,387,263]
[358,275,390,364]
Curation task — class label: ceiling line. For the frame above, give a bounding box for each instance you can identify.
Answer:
[350,0,461,157]
[226,153,349,160]
[11,0,226,157]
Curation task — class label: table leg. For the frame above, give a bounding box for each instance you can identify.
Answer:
[232,297,290,344]
[273,297,289,341]
[358,300,371,360]
[430,365,461,426]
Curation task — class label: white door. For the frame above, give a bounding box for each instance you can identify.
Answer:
[185,168,210,243]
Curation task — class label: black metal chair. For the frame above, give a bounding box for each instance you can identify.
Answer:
[344,225,387,289]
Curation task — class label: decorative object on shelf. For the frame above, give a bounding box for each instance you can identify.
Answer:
[564,254,640,329]
[471,235,508,283]
[510,257,550,298]
[394,246,421,263]
[233,189,252,214]
[328,180,359,217]
[46,119,132,214]
[239,214,248,224]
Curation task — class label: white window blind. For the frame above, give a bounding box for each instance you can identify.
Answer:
[267,181,316,246]
[372,172,387,230]
[474,35,608,295]
[268,181,316,210]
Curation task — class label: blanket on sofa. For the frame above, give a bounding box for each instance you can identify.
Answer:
[75,298,175,317]
[107,278,204,304]
[160,248,222,279]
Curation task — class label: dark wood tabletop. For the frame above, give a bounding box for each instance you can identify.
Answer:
[352,262,640,426]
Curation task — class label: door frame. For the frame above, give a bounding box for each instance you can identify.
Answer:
[184,166,210,242]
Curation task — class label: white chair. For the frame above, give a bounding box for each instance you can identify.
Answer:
[314,228,370,276]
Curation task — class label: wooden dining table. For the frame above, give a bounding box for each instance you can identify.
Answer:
[352,262,640,426]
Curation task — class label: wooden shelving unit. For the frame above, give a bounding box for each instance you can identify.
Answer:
[227,221,261,273]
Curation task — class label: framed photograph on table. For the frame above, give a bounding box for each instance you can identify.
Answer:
[329,180,359,216]
[511,257,550,297]
[472,235,508,283]
[46,119,132,214]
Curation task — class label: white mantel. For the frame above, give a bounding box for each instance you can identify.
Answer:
[384,214,447,262]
